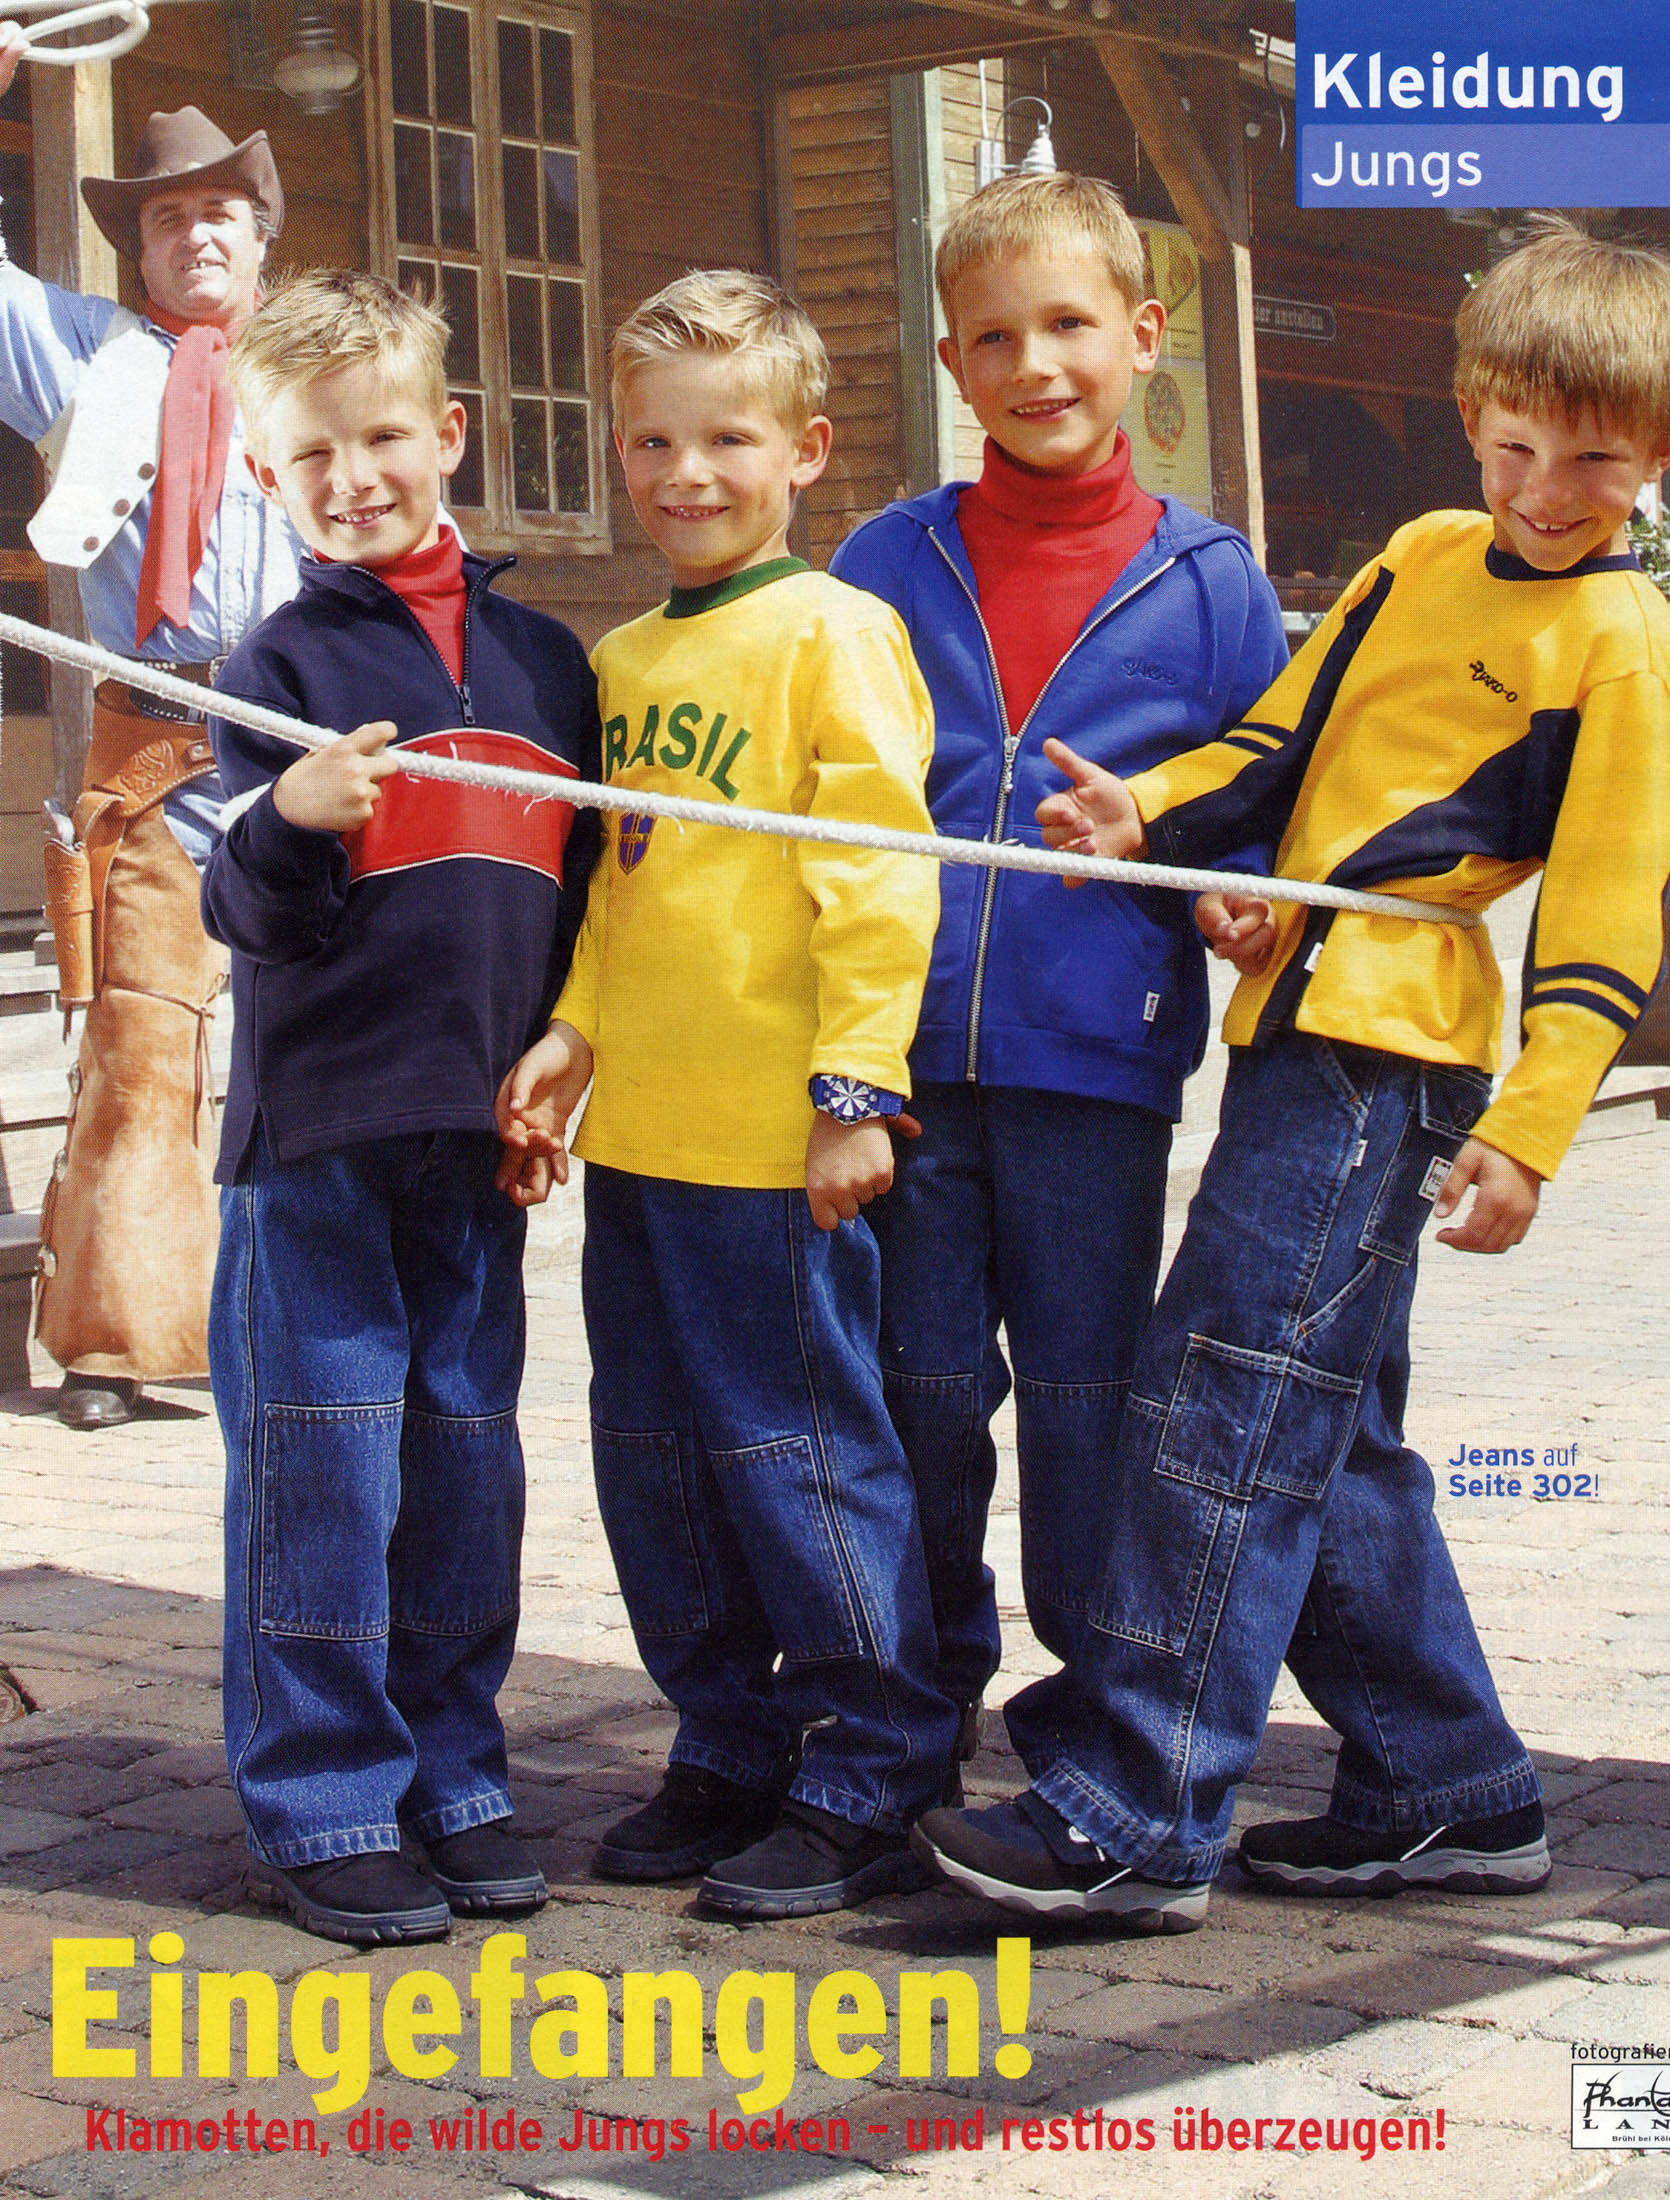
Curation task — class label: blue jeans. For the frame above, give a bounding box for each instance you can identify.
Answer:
[582,1165,957,1832]
[214,1129,527,1867]
[1008,1035,1541,1883]
[869,1084,1171,1702]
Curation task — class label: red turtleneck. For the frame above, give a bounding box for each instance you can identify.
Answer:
[956,432,1162,731]
[359,529,467,685]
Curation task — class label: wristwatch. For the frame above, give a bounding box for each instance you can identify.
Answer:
[809,1074,904,1124]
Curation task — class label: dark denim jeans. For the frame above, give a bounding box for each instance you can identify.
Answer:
[1008,1035,1541,1883]
[869,1083,1172,1703]
[214,1129,527,1867]
[582,1164,957,1832]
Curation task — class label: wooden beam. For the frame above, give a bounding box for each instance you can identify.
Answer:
[849,0,1269,69]
[1094,34,1233,258]
[1184,53,1264,561]
[772,12,1056,88]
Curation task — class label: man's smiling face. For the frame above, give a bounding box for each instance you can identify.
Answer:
[137,188,265,331]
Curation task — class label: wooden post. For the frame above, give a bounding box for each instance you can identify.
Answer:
[31,55,116,803]
[1093,35,1264,563]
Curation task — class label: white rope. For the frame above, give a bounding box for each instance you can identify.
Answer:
[0,606,1483,930]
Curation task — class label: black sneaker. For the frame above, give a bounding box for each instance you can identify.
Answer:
[910,1790,1210,1930]
[421,1822,548,1915]
[700,1802,931,1919]
[246,1852,451,1946]
[593,1763,785,1883]
[1237,1801,1551,1897]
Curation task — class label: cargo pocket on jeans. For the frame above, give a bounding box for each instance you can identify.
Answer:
[591,1424,710,1642]
[258,1401,402,1640]
[708,1434,867,1663]
[1091,1338,1360,1652]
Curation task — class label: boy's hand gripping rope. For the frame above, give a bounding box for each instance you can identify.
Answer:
[0,607,1482,929]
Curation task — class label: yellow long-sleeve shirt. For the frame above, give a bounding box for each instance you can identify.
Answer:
[557,561,938,1188]
[1128,510,1670,1180]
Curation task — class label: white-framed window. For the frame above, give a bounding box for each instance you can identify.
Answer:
[367,0,609,552]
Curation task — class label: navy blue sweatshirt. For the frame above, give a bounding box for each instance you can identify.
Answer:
[202,552,601,1182]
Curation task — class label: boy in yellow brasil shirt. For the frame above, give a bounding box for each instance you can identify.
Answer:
[499,271,958,1918]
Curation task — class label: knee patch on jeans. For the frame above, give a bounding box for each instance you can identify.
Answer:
[708,1434,869,1663]
[591,1424,713,1642]
[258,1402,401,1640]
[390,1407,524,1636]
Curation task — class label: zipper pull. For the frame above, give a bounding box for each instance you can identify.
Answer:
[1001,733,1019,794]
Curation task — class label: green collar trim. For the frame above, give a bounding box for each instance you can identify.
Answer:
[664,557,809,619]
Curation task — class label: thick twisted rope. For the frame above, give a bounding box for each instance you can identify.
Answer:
[0,607,1482,929]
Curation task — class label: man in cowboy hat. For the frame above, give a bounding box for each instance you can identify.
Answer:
[0,33,300,1427]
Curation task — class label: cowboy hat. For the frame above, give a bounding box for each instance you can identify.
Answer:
[81,107,284,262]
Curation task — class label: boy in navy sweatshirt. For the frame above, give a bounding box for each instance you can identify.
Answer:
[830,174,1286,1734]
[201,270,600,1945]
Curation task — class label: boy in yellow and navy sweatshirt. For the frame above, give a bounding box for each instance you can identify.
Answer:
[914,219,1670,1929]
[498,270,957,1919]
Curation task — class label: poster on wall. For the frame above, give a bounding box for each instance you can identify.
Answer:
[1127,218,1212,506]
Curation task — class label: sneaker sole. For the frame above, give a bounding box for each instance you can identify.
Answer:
[910,1825,1209,1932]
[698,1847,932,1921]
[428,1869,549,1917]
[1239,1838,1552,1898]
[246,1862,451,1946]
[593,1833,751,1883]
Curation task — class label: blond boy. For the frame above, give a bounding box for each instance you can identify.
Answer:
[914,220,1670,1926]
[831,174,1286,1734]
[202,270,601,1944]
[499,270,958,1918]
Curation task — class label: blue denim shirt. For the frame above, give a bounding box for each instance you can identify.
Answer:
[0,261,303,854]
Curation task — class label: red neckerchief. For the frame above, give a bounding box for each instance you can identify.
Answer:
[134,299,235,649]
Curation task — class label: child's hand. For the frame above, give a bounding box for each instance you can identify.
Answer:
[1195,890,1276,975]
[273,721,399,833]
[498,1146,555,1208]
[1433,1136,1541,1253]
[1035,738,1148,888]
[805,1114,894,1231]
[494,1020,594,1199]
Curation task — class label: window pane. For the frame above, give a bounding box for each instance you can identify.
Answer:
[440,263,480,385]
[451,392,486,507]
[548,280,585,391]
[394,123,434,245]
[512,397,550,513]
[552,401,589,513]
[436,130,476,250]
[540,27,575,141]
[501,142,539,260]
[506,274,544,387]
[397,255,434,304]
[498,20,536,138]
[542,148,580,265]
[390,0,429,118]
[433,5,473,127]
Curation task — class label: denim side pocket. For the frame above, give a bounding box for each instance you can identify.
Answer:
[707,1434,867,1663]
[258,1402,402,1640]
[1360,1063,1491,1260]
[591,1424,710,1642]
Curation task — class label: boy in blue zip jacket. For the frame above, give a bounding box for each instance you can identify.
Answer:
[830,173,1286,1732]
[200,270,601,1947]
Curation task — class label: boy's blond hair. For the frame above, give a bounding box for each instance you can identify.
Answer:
[1455,216,1670,448]
[936,172,1147,323]
[610,268,828,434]
[230,268,451,448]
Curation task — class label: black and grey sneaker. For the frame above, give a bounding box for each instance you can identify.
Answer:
[1237,1801,1551,1897]
[246,1852,451,1946]
[910,1790,1211,1931]
[699,1802,931,1920]
[421,1821,548,1915]
[593,1763,786,1883]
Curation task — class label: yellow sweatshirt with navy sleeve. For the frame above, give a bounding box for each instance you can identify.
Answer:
[555,560,939,1188]
[1125,510,1670,1182]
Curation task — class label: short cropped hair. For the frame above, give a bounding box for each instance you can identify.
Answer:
[610,269,828,434]
[230,267,450,446]
[1455,216,1670,447]
[936,171,1148,322]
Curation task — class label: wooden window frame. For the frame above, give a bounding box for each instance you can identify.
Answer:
[365,0,611,556]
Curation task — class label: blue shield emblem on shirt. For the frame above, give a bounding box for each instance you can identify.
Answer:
[617,812,655,872]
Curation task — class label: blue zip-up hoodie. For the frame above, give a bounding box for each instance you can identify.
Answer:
[830,488,1287,1117]
[202,551,602,1181]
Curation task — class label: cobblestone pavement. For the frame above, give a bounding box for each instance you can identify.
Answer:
[0,1103,1667,2200]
